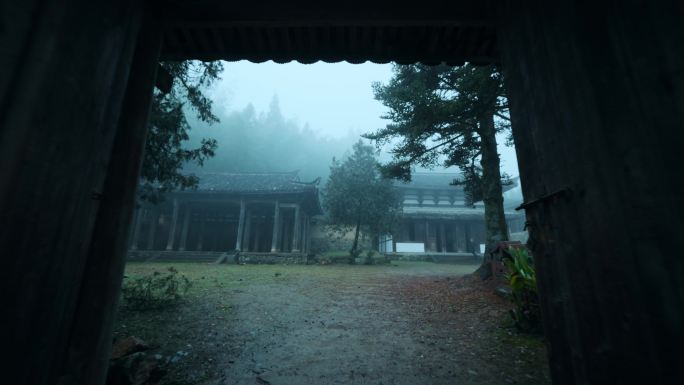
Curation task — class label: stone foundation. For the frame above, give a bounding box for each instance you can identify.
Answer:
[236,253,309,265]
[385,252,480,264]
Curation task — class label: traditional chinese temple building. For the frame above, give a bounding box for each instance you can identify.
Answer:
[128,171,322,261]
[382,173,523,255]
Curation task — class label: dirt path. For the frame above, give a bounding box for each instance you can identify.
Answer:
[115,262,549,385]
[216,265,549,385]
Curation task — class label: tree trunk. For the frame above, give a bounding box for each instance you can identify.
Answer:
[350,218,362,263]
[476,111,509,279]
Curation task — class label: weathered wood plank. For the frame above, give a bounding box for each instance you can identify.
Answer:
[1,1,147,384]
[60,11,162,384]
[497,1,684,383]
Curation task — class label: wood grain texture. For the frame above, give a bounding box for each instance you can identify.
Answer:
[497,1,684,383]
[0,1,149,384]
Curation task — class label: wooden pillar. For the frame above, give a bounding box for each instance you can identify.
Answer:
[301,214,308,253]
[254,218,262,252]
[464,222,471,253]
[70,16,162,382]
[302,214,308,253]
[146,208,158,250]
[129,208,143,250]
[305,215,312,254]
[439,221,446,253]
[497,2,684,383]
[166,199,179,250]
[292,204,301,252]
[243,209,252,252]
[451,224,459,252]
[178,204,191,251]
[281,212,290,251]
[0,4,163,384]
[196,212,205,251]
[424,219,430,252]
[235,199,246,251]
[270,200,280,252]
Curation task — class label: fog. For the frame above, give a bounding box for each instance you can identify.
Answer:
[185,61,519,181]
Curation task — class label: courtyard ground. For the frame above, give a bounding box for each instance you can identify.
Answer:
[113,261,550,385]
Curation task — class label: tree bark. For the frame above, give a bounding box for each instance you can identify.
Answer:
[475,111,509,279]
[350,218,362,263]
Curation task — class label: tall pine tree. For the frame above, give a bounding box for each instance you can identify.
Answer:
[365,63,512,265]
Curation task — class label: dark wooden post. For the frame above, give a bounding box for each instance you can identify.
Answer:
[281,211,291,252]
[270,200,280,252]
[165,198,179,250]
[439,221,446,253]
[305,215,312,254]
[0,2,156,384]
[254,218,262,252]
[196,212,206,251]
[292,204,301,252]
[62,12,162,385]
[243,208,252,252]
[424,219,430,252]
[497,1,684,383]
[464,222,471,253]
[178,204,191,251]
[301,214,308,254]
[235,199,246,251]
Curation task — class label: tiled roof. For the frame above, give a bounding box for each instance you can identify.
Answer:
[195,171,319,193]
[396,172,463,190]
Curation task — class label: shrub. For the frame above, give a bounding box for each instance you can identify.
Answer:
[504,247,542,333]
[364,250,376,265]
[121,267,192,310]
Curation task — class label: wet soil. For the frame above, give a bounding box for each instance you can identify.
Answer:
[114,262,550,385]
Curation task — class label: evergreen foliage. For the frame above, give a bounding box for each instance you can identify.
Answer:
[365,63,512,249]
[139,61,223,203]
[322,141,402,260]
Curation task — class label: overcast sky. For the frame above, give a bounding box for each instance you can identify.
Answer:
[208,60,520,177]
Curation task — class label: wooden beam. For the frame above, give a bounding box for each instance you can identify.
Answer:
[159,0,493,27]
